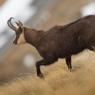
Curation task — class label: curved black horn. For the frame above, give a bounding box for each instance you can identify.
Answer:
[16,20,23,28]
[19,20,23,26]
[7,17,18,31]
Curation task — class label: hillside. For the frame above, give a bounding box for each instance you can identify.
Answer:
[0,50,95,95]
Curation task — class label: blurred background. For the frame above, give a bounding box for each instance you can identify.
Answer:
[1,0,95,95]
[0,0,94,83]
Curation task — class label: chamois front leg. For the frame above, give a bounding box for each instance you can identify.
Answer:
[36,58,56,78]
[36,60,44,78]
[65,56,72,71]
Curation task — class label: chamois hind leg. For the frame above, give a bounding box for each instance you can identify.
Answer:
[36,59,56,78]
[65,56,72,71]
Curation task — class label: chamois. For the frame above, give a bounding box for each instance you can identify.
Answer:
[7,15,95,78]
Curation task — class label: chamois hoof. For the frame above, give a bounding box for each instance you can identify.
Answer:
[69,68,72,72]
[37,73,44,78]
[68,67,72,72]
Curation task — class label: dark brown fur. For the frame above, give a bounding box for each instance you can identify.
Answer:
[8,15,95,78]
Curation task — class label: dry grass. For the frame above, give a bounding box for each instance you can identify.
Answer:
[0,50,95,95]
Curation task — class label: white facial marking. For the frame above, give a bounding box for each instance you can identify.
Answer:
[17,32,26,44]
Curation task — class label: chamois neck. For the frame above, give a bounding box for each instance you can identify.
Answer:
[24,27,44,47]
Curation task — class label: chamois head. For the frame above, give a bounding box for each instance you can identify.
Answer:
[7,17,26,45]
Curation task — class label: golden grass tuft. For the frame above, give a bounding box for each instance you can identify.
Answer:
[0,51,95,95]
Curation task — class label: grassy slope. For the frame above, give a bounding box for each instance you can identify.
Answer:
[0,50,95,95]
